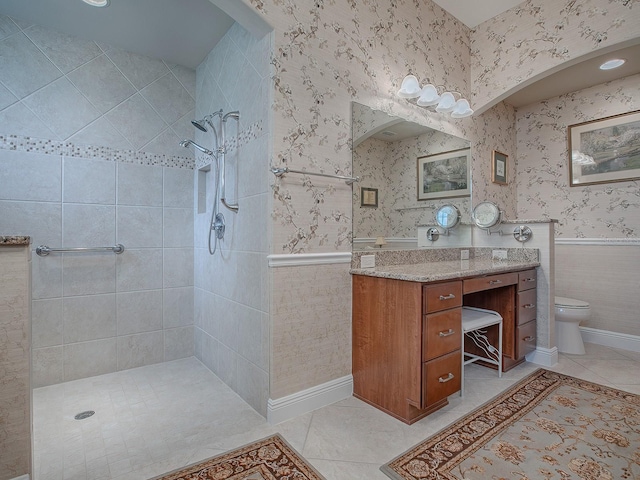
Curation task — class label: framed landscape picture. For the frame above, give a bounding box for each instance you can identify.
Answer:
[568,110,640,186]
[417,148,470,200]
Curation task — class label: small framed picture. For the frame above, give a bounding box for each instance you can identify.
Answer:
[360,187,378,207]
[492,150,508,185]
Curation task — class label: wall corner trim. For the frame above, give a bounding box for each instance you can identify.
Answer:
[580,327,640,353]
[267,252,352,267]
[267,375,353,425]
[526,346,559,368]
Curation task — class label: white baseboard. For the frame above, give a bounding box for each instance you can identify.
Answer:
[580,327,640,353]
[267,375,353,425]
[526,346,559,367]
[11,475,29,480]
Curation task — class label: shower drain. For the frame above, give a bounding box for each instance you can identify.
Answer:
[74,410,95,420]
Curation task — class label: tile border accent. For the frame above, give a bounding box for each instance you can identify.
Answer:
[580,327,640,353]
[555,238,640,246]
[267,252,352,268]
[0,134,195,170]
[267,374,353,425]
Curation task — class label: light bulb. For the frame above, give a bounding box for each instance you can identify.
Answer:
[435,92,456,113]
[451,99,474,118]
[397,75,421,99]
[416,84,440,107]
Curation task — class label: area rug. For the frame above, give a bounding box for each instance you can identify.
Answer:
[153,434,325,480]
[382,369,640,480]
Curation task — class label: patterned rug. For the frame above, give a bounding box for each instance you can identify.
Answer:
[382,369,640,480]
[153,434,325,480]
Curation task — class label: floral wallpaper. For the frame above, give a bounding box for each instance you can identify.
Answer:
[257,0,474,253]
[516,73,640,237]
[471,0,640,112]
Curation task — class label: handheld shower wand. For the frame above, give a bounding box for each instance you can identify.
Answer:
[179,139,214,156]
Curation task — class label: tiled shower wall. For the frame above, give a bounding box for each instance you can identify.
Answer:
[0,15,196,386]
[193,23,271,416]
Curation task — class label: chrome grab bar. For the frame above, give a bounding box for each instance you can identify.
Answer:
[271,167,359,185]
[36,244,125,257]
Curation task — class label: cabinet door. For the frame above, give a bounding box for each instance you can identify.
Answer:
[423,281,462,313]
[516,320,537,359]
[423,350,461,407]
[422,308,461,362]
[463,272,518,294]
[517,288,537,325]
[518,270,537,291]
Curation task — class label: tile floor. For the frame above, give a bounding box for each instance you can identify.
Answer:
[32,342,640,480]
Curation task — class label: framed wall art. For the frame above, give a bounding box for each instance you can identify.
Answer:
[360,187,378,207]
[491,150,508,185]
[417,148,470,200]
[568,110,640,186]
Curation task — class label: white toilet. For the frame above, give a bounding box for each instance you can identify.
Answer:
[554,296,590,355]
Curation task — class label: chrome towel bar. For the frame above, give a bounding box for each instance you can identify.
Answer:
[271,167,359,185]
[36,244,125,257]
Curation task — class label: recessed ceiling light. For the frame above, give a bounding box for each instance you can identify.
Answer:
[599,58,625,70]
[82,0,110,7]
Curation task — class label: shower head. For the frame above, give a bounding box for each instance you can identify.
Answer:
[179,139,214,156]
[191,119,208,132]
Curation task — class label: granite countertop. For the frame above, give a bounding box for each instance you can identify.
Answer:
[0,236,31,246]
[350,257,540,283]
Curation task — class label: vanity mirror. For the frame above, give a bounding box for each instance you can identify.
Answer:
[435,204,461,231]
[472,201,502,230]
[352,102,471,249]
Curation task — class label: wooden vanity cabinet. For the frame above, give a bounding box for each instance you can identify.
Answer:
[352,275,461,424]
[352,266,539,423]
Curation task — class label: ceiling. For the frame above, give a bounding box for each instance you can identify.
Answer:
[0,0,637,106]
[0,0,234,70]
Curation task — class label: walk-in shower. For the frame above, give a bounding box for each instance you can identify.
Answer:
[181,109,240,255]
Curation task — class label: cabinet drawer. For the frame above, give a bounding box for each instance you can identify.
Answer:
[518,269,537,291]
[423,281,462,313]
[516,320,537,359]
[423,308,461,362]
[423,350,461,407]
[463,272,518,294]
[517,288,537,325]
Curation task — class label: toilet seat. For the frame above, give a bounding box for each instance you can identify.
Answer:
[555,296,589,309]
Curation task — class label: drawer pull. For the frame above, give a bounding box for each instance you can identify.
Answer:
[489,279,502,285]
[523,335,536,342]
[439,329,455,337]
[439,294,456,300]
[523,304,536,309]
[438,373,455,383]
[523,278,536,282]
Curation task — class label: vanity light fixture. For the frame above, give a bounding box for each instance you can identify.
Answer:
[599,58,625,70]
[397,75,474,118]
[82,0,110,7]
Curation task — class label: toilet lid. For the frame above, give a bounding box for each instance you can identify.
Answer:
[555,296,589,309]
